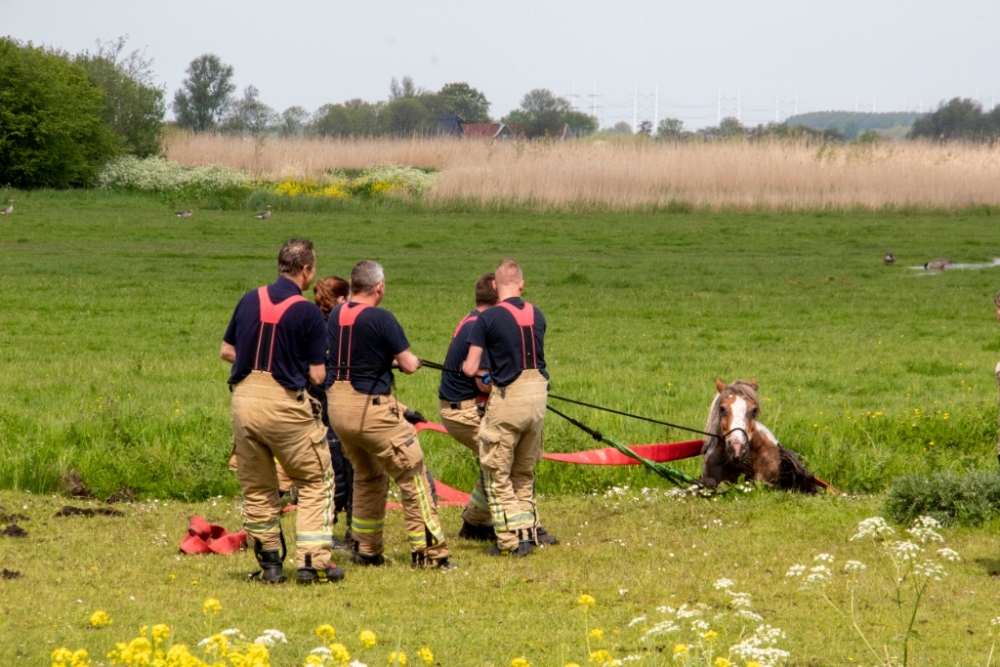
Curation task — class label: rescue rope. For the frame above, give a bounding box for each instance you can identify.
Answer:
[547,394,718,439]
[546,405,700,488]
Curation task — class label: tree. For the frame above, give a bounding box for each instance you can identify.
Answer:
[389,75,423,101]
[382,97,429,136]
[656,118,684,140]
[717,116,746,138]
[0,38,118,188]
[74,36,165,157]
[602,121,633,136]
[172,54,235,131]
[504,88,573,138]
[564,110,598,137]
[637,119,653,137]
[908,98,998,142]
[278,106,308,137]
[219,85,276,136]
[308,103,352,138]
[422,82,491,123]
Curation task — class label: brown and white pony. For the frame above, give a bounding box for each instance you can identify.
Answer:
[699,377,816,492]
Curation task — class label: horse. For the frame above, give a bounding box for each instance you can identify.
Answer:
[700,377,816,492]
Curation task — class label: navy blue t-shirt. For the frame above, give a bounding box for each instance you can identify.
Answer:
[325,302,410,395]
[439,310,493,402]
[223,276,327,390]
[467,297,548,387]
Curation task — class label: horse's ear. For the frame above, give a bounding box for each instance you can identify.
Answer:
[715,377,726,393]
[750,377,758,389]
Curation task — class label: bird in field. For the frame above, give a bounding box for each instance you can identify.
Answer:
[924,258,954,270]
[255,205,272,219]
[884,252,895,265]
[175,209,193,219]
[0,199,13,215]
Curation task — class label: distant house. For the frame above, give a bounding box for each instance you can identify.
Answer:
[504,123,569,140]
[460,122,509,139]
[428,114,463,136]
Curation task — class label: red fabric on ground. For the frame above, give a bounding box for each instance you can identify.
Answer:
[179,516,247,554]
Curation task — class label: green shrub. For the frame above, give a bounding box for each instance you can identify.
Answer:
[0,38,118,188]
[885,469,1000,526]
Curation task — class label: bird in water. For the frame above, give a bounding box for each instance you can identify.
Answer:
[0,199,13,215]
[924,258,954,270]
[175,209,193,219]
[255,205,272,219]
[884,252,895,265]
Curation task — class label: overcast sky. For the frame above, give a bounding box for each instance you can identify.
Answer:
[5,1,999,129]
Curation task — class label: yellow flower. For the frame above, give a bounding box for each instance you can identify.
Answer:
[566,664,582,667]
[304,656,324,667]
[673,644,689,655]
[589,650,613,666]
[418,647,434,665]
[511,658,530,667]
[702,630,718,641]
[359,630,377,648]
[746,662,762,667]
[389,651,408,665]
[89,610,112,628]
[330,642,351,665]
[714,658,732,667]
[52,647,92,667]
[577,594,596,608]
[202,598,222,615]
[589,628,604,641]
[151,624,170,645]
[316,624,336,642]
[205,633,230,657]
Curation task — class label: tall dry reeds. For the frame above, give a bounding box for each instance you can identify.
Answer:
[164,131,1000,210]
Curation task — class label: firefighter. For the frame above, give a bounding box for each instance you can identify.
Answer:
[326,260,454,569]
[439,273,558,546]
[463,259,555,557]
[220,238,343,584]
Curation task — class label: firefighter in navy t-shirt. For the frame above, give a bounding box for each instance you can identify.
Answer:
[326,260,454,569]
[463,259,555,557]
[221,238,343,584]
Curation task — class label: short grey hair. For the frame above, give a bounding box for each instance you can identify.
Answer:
[350,260,385,295]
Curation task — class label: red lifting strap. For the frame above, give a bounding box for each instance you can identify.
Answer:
[254,286,307,373]
[497,301,537,369]
[335,303,370,381]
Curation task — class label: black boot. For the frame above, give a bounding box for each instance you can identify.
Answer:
[458,519,496,542]
[248,548,286,584]
[330,535,350,551]
[349,542,386,567]
[485,541,533,557]
[536,525,559,546]
[297,554,345,584]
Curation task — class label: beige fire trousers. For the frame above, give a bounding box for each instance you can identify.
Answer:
[231,372,335,569]
[328,382,448,564]
[439,399,493,528]
[477,370,548,550]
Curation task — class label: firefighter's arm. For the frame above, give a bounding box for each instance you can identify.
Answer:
[309,364,326,386]
[394,349,421,374]
[475,370,492,394]
[463,345,484,377]
[220,341,236,364]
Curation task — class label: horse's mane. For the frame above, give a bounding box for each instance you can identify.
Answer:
[700,379,759,455]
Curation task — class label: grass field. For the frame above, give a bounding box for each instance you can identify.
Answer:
[3,190,1000,666]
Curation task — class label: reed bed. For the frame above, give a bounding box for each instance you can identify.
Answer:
[164,132,1000,209]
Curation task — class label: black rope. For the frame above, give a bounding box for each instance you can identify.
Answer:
[418,358,489,381]
[547,394,718,439]
[546,405,603,441]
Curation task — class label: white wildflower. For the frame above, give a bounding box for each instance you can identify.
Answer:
[727,592,752,609]
[914,560,947,581]
[310,647,333,655]
[220,629,243,637]
[851,517,895,541]
[348,662,368,667]
[737,610,764,622]
[937,547,961,562]
[844,560,867,572]
[889,541,923,562]
[713,578,735,590]
[729,624,789,667]
[640,620,679,641]
[991,616,1000,627]
[675,605,702,619]
[785,564,806,577]
[813,553,835,563]
[252,635,275,648]
[628,616,646,627]
[691,619,710,631]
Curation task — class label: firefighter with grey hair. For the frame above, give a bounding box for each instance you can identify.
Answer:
[325,260,454,569]
[221,238,344,584]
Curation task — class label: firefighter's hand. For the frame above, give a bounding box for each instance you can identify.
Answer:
[307,394,323,420]
[403,407,426,424]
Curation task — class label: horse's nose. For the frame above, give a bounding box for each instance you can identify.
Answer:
[727,432,748,456]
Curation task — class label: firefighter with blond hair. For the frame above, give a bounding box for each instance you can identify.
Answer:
[463,259,554,556]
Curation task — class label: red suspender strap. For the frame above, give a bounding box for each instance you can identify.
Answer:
[497,301,537,370]
[452,313,478,339]
[253,286,308,373]
[335,303,370,381]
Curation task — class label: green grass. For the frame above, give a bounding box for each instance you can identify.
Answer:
[2,189,1000,499]
[1,489,998,666]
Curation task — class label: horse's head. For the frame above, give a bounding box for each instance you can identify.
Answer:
[711,377,760,461]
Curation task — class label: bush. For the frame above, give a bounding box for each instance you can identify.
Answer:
[885,469,1000,526]
[98,155,250,201]
[0,38,118,188]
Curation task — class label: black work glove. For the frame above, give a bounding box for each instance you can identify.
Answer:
[403,407,426,424]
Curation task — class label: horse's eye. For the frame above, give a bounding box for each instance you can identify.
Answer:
[719,407,728,416]
[750,408,759,418]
